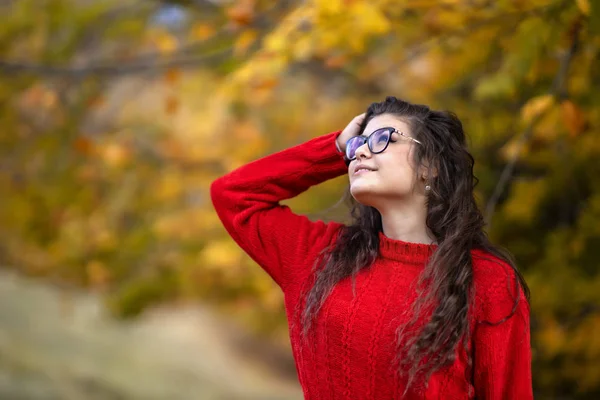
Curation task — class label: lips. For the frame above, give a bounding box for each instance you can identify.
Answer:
[354,166,376,175]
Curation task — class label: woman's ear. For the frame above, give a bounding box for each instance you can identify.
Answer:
[419,160,438,181]
[429,166,438,179]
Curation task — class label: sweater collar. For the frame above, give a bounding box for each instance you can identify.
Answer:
[377,231,438,265]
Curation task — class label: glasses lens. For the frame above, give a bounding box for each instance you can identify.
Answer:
[370,128,391,154]
[346,136,366,160]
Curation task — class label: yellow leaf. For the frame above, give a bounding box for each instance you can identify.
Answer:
[154,31,178,55]
[536,315,565,357]
[202,240,241,269]
[152,215,178,238]
[576,0,590,15]
[315,0,343,15]
[521,94,554,124]
[347,35,366,53]
[101,143,130,168]
[350,3,391,35]
[499,137,528,161]
[315,30,341,52]
[503,179,546,223]
[234,29,258,57]
[263,33,286,53]
[86,260,111,288]
[293,36,313,61]
[42,89,58,108]
[533,105,561,141]
[157,170,183,201]
[95,229,117,251]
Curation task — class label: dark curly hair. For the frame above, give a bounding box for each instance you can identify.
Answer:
[294,96,530,397]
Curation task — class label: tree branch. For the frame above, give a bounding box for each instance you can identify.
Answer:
[0,49,234,77]
[0,1,293,78]
[483,15,583,227]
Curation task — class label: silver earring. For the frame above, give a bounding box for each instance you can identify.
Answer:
[425,185,431,191]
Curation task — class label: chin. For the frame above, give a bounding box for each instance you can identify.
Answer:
[350,186,378,206]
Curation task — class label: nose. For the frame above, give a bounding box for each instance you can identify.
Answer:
[354,142,372,160]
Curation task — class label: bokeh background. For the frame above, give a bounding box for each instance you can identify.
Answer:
[0,0,599,399]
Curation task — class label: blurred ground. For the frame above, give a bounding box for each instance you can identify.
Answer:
[0,269,302,400]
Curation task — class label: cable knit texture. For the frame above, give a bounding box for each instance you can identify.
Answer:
[210,130,533,399]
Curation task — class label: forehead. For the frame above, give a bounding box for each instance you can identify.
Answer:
[363,114,411,136]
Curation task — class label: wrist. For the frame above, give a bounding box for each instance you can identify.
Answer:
[335,136,345,154]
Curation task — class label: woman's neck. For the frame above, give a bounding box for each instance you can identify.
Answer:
[379,206,437,245]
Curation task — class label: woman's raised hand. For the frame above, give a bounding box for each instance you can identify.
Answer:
[336,113,366,154]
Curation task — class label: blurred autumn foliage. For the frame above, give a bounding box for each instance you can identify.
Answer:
[0,0,599,398]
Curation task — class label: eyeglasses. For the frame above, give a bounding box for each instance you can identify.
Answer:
[344,126,422,163]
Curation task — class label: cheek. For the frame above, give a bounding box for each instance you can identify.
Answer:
[380,169,414,189]
[381,151,415,174]
[379,153,417,186]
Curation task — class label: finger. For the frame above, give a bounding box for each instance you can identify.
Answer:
[353,113,366,125]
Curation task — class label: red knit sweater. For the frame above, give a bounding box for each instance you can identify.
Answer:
[210,130,533,399]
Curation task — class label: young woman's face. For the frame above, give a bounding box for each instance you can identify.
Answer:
[348,114,424,207]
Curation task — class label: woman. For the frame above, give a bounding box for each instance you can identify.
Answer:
[210,97,533,399]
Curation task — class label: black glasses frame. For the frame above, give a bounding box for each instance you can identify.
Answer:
[344,126,422,164]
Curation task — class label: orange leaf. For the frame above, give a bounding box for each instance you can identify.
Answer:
[22,85,44,107]
[21,85,57,108]
[561,100,586,137]
[165,96,180,115]
[325,54,348,69]
[191,23,216,40]
[73,137,94,156]
[423,9,442,35]
[159,137,185,160]
[164,68,181,85]
[252,78,279,90]
[102,143,130,167]
[226,0,255,26]
[86,95,105,109]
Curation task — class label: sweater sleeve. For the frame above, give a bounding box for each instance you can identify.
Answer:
[210,130,348,290]
[472,257,534,399]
